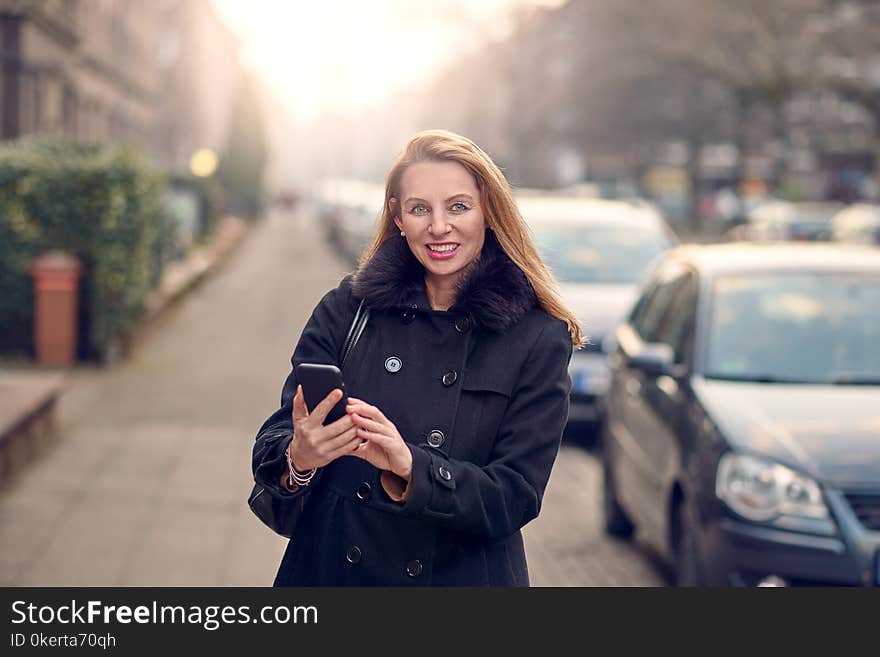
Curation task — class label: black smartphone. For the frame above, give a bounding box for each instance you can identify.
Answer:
[295,363,347,425]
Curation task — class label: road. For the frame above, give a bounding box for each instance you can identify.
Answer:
[0,207,667,586]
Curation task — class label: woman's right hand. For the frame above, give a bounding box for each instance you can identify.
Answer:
[288,385,360,471]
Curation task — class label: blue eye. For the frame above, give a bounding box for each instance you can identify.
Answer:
[451,202,469,212]
[411,205,428,215]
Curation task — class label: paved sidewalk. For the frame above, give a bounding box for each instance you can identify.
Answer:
[0,207,667,586]
[0,209,339,585]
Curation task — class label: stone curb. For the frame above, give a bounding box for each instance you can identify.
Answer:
[143,215,250,322]
[103,215,252,362]
[0,215,254,485]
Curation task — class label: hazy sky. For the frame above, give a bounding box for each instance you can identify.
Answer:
[211,0,564,122]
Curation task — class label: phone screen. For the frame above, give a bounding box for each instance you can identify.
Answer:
[295,363,347,425]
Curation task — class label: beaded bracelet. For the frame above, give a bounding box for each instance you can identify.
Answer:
[286,442,316,488]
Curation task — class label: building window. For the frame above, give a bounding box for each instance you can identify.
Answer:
[63,84,77,138]
[43,75,64,134]
[30,71,42,134]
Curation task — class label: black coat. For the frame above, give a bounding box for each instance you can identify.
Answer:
[252,230,573,586]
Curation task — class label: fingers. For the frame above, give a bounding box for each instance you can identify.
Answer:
[354,426,394,446]
[290,388,351,470]
[349,443,375,463]
[346,400,386,422]
[306,424,356,462]
[324,413,355,435]
[302,425,358,468]
[325,435,364,462]
[346,405,401,449]
[323,424,359,452]
[292,385,308,422]
[348,412,385,434]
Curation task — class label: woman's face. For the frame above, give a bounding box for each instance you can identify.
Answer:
[393,160,486,287]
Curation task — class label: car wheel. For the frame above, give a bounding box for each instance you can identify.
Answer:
[602,455,634,539]
[673,502,704,587]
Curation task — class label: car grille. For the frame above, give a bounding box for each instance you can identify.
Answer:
[844,493,880,531]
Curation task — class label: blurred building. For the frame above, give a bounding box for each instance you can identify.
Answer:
[0,0,245,175]
[155,0,242,174]
[0,0,162,147]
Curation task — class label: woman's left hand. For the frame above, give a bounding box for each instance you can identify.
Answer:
[346,398,413,480]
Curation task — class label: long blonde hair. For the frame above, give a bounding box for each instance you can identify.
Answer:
[359,129,584,347]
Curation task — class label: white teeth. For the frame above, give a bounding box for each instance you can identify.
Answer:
[428,244,458,253]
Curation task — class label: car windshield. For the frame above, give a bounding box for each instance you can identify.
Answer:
[704,272,880,384]
[534,223,670,284]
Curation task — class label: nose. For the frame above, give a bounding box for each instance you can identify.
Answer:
[427,210,452,236]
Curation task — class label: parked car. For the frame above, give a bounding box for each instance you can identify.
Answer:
[830,203,880,246]
[738,200,843,242]
[600,243,880,586]
[315,178,384,265]
[518,195,677,438]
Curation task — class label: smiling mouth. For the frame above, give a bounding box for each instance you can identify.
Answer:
[426,243,460,253]
[425,243,460,260]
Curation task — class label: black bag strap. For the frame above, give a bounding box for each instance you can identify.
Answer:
[248,299,369,538]
[340,298,369,368]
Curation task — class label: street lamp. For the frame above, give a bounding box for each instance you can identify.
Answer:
[189,148,218,178]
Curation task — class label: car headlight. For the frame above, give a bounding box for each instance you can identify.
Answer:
[715,453,829,522]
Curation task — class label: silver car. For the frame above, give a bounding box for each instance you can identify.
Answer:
[744,200,843,242]
[831,203,880,246]
[519,195,677,436]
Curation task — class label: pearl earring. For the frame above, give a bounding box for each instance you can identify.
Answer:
[400,230,406,237]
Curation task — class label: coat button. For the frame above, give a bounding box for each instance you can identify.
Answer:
[356,482,372,500]
[406,559,423,578]
[401,309,416,324]
[438,465,453,481]
[345,545,362,564]
[441,370,458,386]
[385,356,402,373]
[454,316,471,333]
[427,430,445,448]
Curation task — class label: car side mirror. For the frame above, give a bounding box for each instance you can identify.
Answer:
[628,342,675,377]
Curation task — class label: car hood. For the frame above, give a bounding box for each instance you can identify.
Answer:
[558,283,640,339]
[693,378,880,487]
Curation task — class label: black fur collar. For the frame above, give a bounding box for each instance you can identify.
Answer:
[351,229,537,332]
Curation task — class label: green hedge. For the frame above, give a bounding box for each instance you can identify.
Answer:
[168,172,225,247]
[0,140,173,361]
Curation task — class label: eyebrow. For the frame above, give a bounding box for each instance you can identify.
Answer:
[403,193,475,205]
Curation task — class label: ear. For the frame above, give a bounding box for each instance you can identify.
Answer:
[389,197,403,230]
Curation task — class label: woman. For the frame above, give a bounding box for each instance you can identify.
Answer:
[252,130,583,586]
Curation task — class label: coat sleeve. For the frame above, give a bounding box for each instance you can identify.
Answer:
[251,276,358,501]
[376,317,573,540]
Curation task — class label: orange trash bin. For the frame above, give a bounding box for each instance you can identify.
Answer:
[30,251,82,367]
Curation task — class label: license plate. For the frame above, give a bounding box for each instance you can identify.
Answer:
[573,370,591,394]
